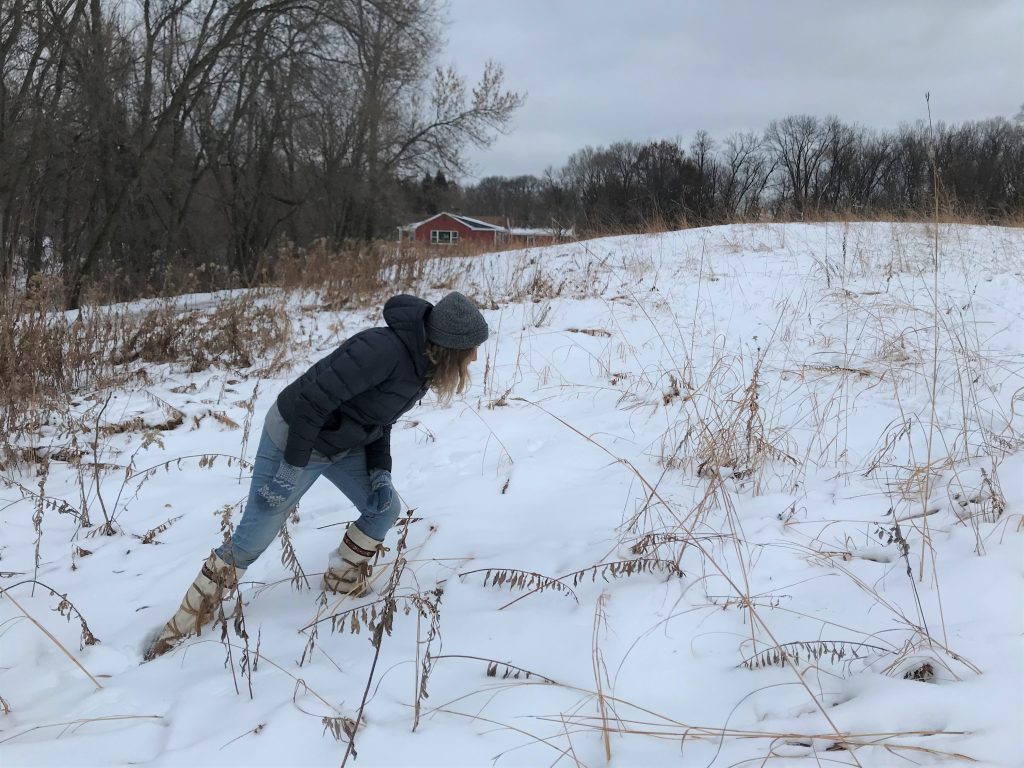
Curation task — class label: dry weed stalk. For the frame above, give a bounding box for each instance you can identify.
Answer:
[340,510,417,767]
[1,474,86,527]
[592,592,615,763]
[740,640,894,671]
[460,558,683,613]
[543,714,976,764]
[412,586,444,732]
[209,507,257,698]
[279,515,311,590]
[431,654,561,685]
[137,514,184,544]
[322,714,359,743]
[31,458,49,588]
[432,707,584,766]
[0,714,165,746]
[219,722,267,751]
[0,582,101,690]
[460,567,578,602]
[237,383,261,483]
[569,558,683,587]
[921,93,943,588]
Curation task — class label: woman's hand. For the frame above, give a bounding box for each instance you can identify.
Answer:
[257,462,302,507]
[365,469,394,514]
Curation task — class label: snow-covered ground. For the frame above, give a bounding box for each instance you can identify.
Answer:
[2,222,1022,767]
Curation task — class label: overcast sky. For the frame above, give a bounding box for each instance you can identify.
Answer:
[442,0,1023,181]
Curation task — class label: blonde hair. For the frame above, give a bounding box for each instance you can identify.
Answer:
[426,341,475,404]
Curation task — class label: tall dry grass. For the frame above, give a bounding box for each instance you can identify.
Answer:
[0,285,291,468]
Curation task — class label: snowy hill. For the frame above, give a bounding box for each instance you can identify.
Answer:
[1,222,1022,767]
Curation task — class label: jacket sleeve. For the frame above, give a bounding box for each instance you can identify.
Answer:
[364,424,393,473]
[283,333,397,467]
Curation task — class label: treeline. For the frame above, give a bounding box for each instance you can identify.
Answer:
[0,0,521,306]
[2,3,1020,309]
[457,114,1024,232]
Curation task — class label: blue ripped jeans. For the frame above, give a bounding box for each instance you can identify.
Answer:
[215,425,401,569]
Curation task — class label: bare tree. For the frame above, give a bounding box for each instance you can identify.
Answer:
[0,1,89,286]
[765,115,831,216]
[314,0,523,239]
[718,131,773,218]
[687,131,720,221]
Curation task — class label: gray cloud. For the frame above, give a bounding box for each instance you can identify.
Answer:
[442,0,1024,179]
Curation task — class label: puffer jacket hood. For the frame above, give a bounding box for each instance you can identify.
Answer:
[382,294,432,377]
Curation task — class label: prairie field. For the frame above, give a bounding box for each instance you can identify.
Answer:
[1,221,1022,767]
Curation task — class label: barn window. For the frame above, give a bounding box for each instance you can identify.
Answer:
[430,230,459,244]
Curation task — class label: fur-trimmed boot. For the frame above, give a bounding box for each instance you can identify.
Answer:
[145,551,245,660]
[323,523,385,597]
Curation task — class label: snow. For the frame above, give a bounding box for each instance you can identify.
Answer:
[2,222,1023,767]
[507,226,575,237]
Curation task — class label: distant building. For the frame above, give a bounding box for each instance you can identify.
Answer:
[397,212,574,247]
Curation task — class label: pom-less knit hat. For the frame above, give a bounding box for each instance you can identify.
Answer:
[425,292,488,349]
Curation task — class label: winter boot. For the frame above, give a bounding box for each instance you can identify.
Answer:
[145,551,245,660]
[323,523,385,597]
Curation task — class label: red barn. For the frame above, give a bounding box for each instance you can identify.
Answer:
[398,212,574,247]
[397,213,508,246]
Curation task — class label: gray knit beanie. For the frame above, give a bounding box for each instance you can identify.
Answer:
[425,292,489,349]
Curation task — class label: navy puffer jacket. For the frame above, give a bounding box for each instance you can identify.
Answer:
[276,295,432,471]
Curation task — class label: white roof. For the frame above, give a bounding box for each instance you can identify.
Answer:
[400,212,503,232]
[509,227,575,237]
[449,214,505,231]
[400,212,573,238]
